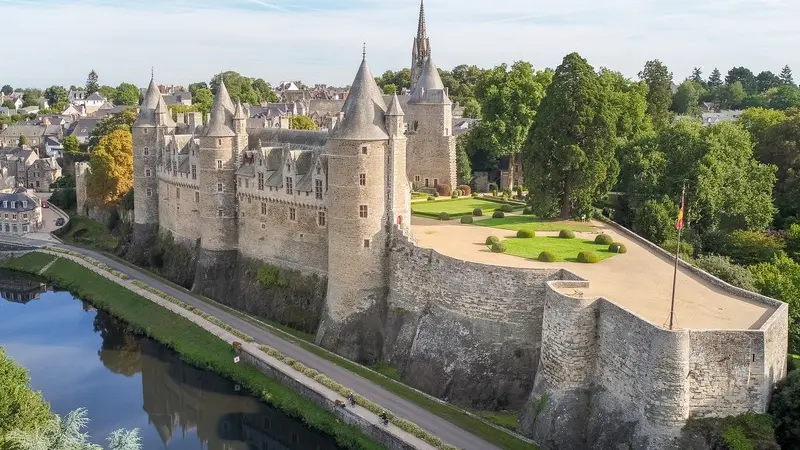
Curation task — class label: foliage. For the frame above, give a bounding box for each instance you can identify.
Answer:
[98,86,117,102]
[684,412,779,450]
[86,69,99,94]
[57,216,119,252]
[500,204,514,213]
[18,135,27,147]
[1,99,15,109]
[252,78,279,103]
[608,243,627,254]
[632,196,676,244]
[114,83,140,106]
[663,239,694,259]
[524,52,617,219]
[412,198,513,218]
[594,234,613,245]
[639,59,674,127]
[438,212,450,221]
[87,129,134,206]
[49,187,77,210]
[191,87,213,114]
[780,65,794,85]
[516,229,535,238]
[0,347,52,445]
[786,223,800,261]
[491,241,507,253]
[290,115,318,130]
[436,183,452,197]
[493,211,505,219]
[455,135,472,186]
[719,230,785,266]
[375,69,411,94]
[62,135,82,155]
[726,67,758,94]
[475,216,595,233]
[460,216,473,224]
[693,254,757,291]
[503,237,615,262]
[751,254,800,352]
[671,81,704,116]
[770,368,800,449]
[486,236,501,246]
[0,85,12,95]
[559,229,575,239]
[210,71,276,104]
[44,85,68,109]
[577,251,599,263]
[87,109,137,151]
[5,407,142,450]
[473,208,483,217]
[538,251,557,262]
[256,264,288,288]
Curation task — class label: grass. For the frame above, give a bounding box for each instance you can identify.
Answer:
[478,411,520,432]
[57,216,118,252]
[370,362,402,381]
[2,253,383,450]
[411,192,430,201]
[411,198,522,218]
[474,216,597,233]
[500,236,618,262]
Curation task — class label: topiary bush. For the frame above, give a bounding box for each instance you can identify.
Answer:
[491,241,507,253]
[559,229,575,239]
[451,193,458,199]
[595,234,614,245]
[433,191,439,197]
[435,183,452,197]
[486,236,501,246]
[460,216,473,224]
[473,208,484,217]
[492,189,498,197]
[538,251,556,262]
[517,229,535,238]
[608,243,628,254]
[438,212,450,221]
[427,196,435,201]
[501,204,514,213]
[492,211,505,219]
[488,182,498,193]
[577,251,600,263]
[457,184,472,196]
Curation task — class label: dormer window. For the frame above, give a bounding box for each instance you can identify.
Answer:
[285,177,293,195]
[22,201,27,208]
[10,201,16,209]
[316,166,321,175]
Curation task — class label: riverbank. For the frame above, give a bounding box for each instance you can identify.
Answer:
[2,252,383,450]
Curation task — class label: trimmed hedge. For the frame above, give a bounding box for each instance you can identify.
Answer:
[538,251,556,262]
[577,251,600,263]
[486,236,501,246]
[491,241,507,253]
[492,211,505,219]
[473,208,484,217]
[516,229,535,238]
[438,212,450,221]
[500,204,514,213]
[594,234,614,245]
[460,216,473,224]
[559,229,575,239]
[609,243,627,254]
[457,185,472,196]
[427,196,435,201]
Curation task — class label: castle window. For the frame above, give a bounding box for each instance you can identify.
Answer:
[241,211,245,217]
[286,163,291,172]
[145,168,151,177]
[315,179,323,199]
[11,214,16,220]
[285,177,293,195]
[143,129,148,134]
[424,178,429,187]
[359,173,366,186]
[143,147,149,156]
[22,213,27,220]
[318,211,326,227]
[414,175,420,182]
[247,197,251,204]
[245,179,249,189]
[316,166,321,175]
[363,239,370,248]
[176,188,180,199]
[218,139,222,145]
[217,160,223,170]
[434,178,439,187]
[191,165,196,180]
[361,145,368,155]
[2,201,5,208]
[195,191,199,203]
[261,222,266,230]
[217,183,223,192]
[359,205,368,218]
[146,188,153,197]
[288,207,296,221]
[258,173,264,190]
[218,209,223,218]
[261,202,267,215]
[445,128,449,136]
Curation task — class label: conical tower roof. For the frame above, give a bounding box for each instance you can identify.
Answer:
[386,93,404,116]
[332,56,388,141]
[204,78,235,137]
[134,75,162,127]
[154,94,176,128]
[409,55,449,104]
[234,101,247,120]
[215,77,236,117]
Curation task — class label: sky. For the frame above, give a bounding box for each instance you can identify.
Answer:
[1,0,799,89]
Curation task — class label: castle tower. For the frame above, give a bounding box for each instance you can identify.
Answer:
[233,101,248,167]
[193,78,240,293]
[405,54,457,189]
[386,93,411,233]
[411,0,431,90]
[316,53,409,362]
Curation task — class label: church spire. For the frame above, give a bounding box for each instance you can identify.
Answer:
[417,0,427,45]
[411,0,431,91]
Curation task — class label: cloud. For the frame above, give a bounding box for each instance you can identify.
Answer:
[0,0,798,88]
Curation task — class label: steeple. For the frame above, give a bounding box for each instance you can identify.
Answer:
[234,101,247,120]
[411,0,432,90]
[332,55,388,141]
[386,93,404,117]
[154,94,176,127]
[215,75,236,117]
[416,0,428,50]
[409,55,449,104]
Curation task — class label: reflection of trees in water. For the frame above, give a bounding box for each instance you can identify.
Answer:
[93,309,142,377]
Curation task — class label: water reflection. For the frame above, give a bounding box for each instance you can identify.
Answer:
[0,270,341,450]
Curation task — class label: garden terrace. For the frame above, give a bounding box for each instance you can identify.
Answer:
[410,198,523,219]
[410,216,777,330]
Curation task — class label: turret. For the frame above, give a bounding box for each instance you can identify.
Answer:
[386,93,411,234]
[411,0,431,91]
[132,75,162,233]
[233,101,248,166]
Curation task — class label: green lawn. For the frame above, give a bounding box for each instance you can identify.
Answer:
[412,198,522,218]
[500,236,618,262]
[58,216,119,252]
[475,216,597,232]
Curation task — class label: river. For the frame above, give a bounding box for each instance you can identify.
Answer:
[0,269,341,450]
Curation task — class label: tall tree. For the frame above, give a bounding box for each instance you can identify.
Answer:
[0,85,12,95]
[1,100,14,109]
[188,81,208,97]
[61,135,81,154]
[671,81,703,115]
[252,78,279,103]
[44,85,68,109]
[290,115,318,130]
[87,109,137,150]
[456,134,472,185]
[114,83,140,106]
[21,91,39,108]
[98,85,117,101]
[86,70,99,95]
[780,65,794,85]
[524,52,616,219]
[597,68,651,141]
[725,66,757,93]
[756,71,782,92]
[690,67,704,85]
[210,71,260,104]
[638,59,674,128]
[192,88,213,114]
[713,81,747,110]
[87,129,134,206]
[708,68,723,87]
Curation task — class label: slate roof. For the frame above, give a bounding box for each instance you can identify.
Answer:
[68,118,102,138]
[0,125,45,137]
[86,92,107,102]
[249,128,328,149]
[386,93,405,116]
[163,91,192,105]
[330,58,388,141]
[204,79,235,137]
[0,189,38,212]
[409,56,450,104]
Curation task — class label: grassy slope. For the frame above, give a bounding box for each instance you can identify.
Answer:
[412,198,521,218]
[501,237,617,262]
[474,216,597,233]
[3,253,382,450]
[58,216,119,251]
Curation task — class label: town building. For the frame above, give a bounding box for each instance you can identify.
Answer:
[0,188,42,235]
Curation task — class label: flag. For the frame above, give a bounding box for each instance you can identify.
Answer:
[676,196,684,230]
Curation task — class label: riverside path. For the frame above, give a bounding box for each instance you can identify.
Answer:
[0,234,504,450]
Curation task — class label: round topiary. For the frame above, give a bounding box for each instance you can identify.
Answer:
[538,251,556,262]
[491,241,507,253]
[522,207,533,215]
[516,229,535,238]
[609,242,628,254]
[594,234,614,245]
[492,189,498,197]
[486,236,501,246]
[427,196,436,201]
[577,251,600,263]
[451,193,458,199]
[433,191,439,197]
[473,208,484,217]
[460,216,474,224]
[492,211,505,219]
[438,212,450,221]
[559,229,575,239]
[501,204,514,213]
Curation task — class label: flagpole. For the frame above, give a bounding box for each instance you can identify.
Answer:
[669,183,686,330]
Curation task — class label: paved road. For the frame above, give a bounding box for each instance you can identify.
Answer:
[0,235,504,450]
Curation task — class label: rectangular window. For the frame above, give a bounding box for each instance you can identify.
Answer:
[424,178,429,187]
[434,178,439,186]
[22,213,27,220]
[414,175,420,182]
[359,173,366,186]
[315,179,323,199]
[218,209,223,218]
[217,183,223,193]
[261,202,267,215]
[363,239,370,248]
[22,201,27,208]
[146,188,153,197]
[258,173,264,190]
[359,205,368,218]
[22,224,28,233]
[245,179,249,189]
[191,164,196,180]
[10,202,15,209]
[361,145,368,155]
[2,201,5,208]
[261,223,266,230]
[194,191,199,203]
[289,207,296,221]
[145,168,151,177]
[172,161,177,173]
[11,214,16,220]
[217,160,223,170]
[318,211,326,227]
[143,147,150,156]
[285,177,293,195]
[35,181,39,187]
[176,188,180,199]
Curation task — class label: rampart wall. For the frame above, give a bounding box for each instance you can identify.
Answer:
[157,176,201,246]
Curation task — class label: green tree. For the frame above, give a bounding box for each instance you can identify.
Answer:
[375,69,412,93]
[597,69,651,141]
[1,99,15,109]
[62,135,82,155]
[756,71,782,92]
[44,85,68,109]
[188,81,208,97]
[87,129,134,206]
[690,67,704,85]
[713,81,747,109]
[114,83,140,106]
[726,66,757,93]
[87,109,137,151]
[0,85,12,95]
[0,347,52,442]
[455,134,472,185]
[86,69,99,95]
[252,78,279,103]
[382,83,398,95]
[751,254,800,352]
[22,91,39,108]
[767,85,800,110]
[210,71,259,105]
[638,60,674,127]
[524,52,616,219]
[770,368,800,450]
[18,135,27,147]
[6,407,142,450]
[192,87,213,114]
[708,68,723,87]
[780,65,794,85]
[290,115,318,130]
[633,196,676,244]
[671,81,703,115]
[98,85,117,102]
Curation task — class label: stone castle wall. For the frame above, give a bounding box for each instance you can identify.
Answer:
[406,103,456,189]
[157,176,201,245]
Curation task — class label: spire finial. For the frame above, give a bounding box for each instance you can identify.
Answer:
[362,42,366,61]
[151,66,154,80]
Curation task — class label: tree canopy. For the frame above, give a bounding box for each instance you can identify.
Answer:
[86,70,99,95]
[638,59,674,127]
[87,109,137,151]
[114,83,140,106]
[191,88,213,114]
[290,115,318,130]
[87,129,134,207]
[209,71,275,105]
[44,85,68,110]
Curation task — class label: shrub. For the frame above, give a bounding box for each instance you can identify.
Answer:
[503,188,512,198]
[608,243,628,254]
[491,241,507,253]
[488,182,498,193]
[693,254,756,291]
[492,211,505,219]
[433,191,439,197]
[460,216,473,224]
[559,229,575,239]
[770,371,800,450]
[485,236,501,246]
[517,229,535,238]
[538,251,556,262]
[500,204,514,213]
[632,196,676,244]
[786,223,800,261]
[435,183,452,197]
[594,234,614,245]
[473,208,483,217]
[457,184,472,196]
[257,264,288,287]
[578,251,599,263]
[471,193,479,198]
[522,207,533,215]
[492,189,498,197]
[516,186,524,199]
[723,230,785,266]
[451,193,458,199]
[663,239,694,258]
[437,212,450,221]
[427,196,435,201]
